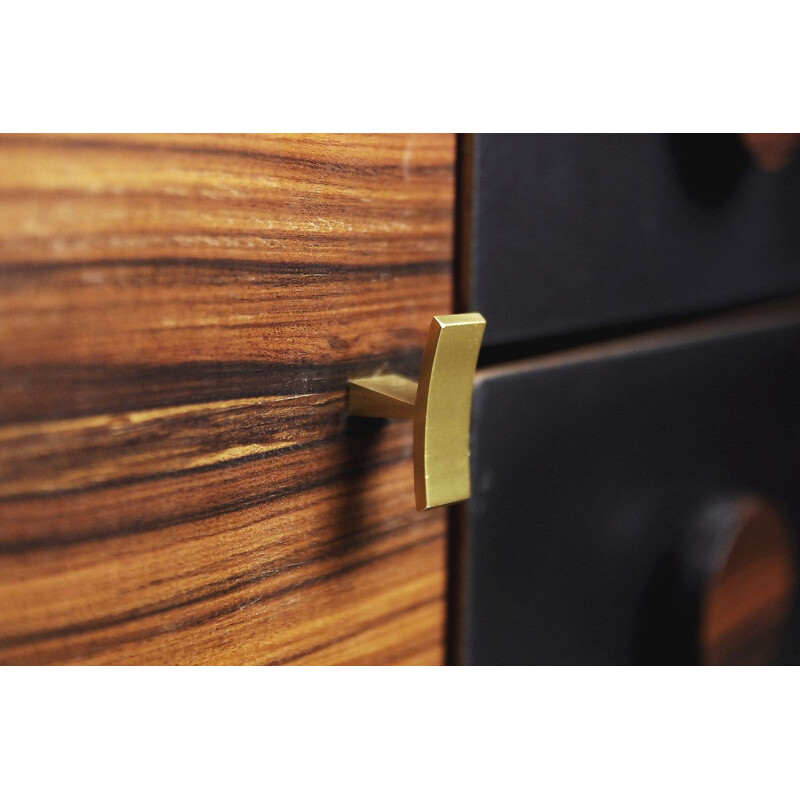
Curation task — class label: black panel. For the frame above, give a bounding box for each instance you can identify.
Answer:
[462,321,800,664]
[467,134,800,346]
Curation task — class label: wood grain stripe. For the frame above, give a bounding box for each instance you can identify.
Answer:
[0,133,455,664]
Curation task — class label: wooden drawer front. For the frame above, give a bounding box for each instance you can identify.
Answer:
[461,306,800,664]
[465,134,800,346]
[0,134,455,664]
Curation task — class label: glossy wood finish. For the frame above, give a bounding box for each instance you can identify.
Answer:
[0,134,455,664]
[700,497,796,665]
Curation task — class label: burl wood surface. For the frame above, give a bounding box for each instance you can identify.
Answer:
[0,134,455,664]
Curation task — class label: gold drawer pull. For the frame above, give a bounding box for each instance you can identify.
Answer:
[348,313,486,511]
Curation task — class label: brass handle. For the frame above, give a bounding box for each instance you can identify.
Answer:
[348,313,487,511]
